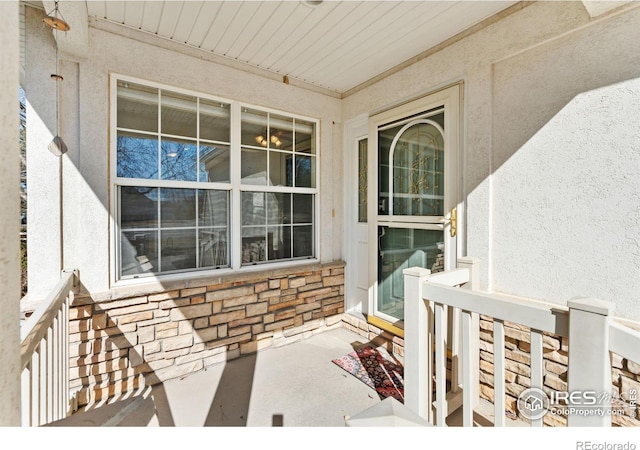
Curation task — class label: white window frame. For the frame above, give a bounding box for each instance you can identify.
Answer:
[109,74,320,287]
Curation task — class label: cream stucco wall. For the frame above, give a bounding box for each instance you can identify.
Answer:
[343,1,640,320]
[0,1,22,426]
[25,7,343,299]
[26,1,640,321]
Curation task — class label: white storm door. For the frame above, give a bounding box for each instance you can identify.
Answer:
[368,85,461,330]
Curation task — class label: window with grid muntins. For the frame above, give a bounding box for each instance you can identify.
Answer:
[113,77,317,280]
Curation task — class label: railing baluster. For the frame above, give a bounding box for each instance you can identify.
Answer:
[46,327,53,423]
[63,296,69,416]
[406,263,640,428]
[31,349,39,426]
[52,313,59,422]
[493,319,506,427]
[39,338,47,426]
[21,362,31,426]
[435,302,447,426]
[461,310,473,426]
[20,271,76,427]
[530,330,544,427]
[450,306,460,393]
[57,308,64,419]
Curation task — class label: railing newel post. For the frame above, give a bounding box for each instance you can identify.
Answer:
[457,257,480,411]
[404,267,432,423]
[567,297,615,427]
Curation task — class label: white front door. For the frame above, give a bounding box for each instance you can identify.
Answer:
[345,117,369,315]
[368,85,461,333]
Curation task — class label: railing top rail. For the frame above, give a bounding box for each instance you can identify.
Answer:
[610,321,640,364]
[421,282,569,336]
[426,268,470,287]
[20,271,75,369]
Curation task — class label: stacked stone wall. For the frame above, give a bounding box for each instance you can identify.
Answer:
[340,313,640,427]
[68,262,345,410]
[478,316,640,427]
[66,262,640,427]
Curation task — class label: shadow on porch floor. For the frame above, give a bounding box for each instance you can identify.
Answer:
[48,326,526,427]
[50,327,382,426]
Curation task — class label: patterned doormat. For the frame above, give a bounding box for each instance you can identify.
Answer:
[332,346,404,402]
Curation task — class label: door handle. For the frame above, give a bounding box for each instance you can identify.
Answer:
[450,207,457,238]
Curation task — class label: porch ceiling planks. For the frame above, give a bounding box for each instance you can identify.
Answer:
[84,0,519,94]
[171,1,204,44]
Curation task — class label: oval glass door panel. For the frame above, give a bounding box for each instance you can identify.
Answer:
[374,107,452,324]
[379,116,444,217]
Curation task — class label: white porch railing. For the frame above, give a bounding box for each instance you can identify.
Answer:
[20,270,77,426]
[404,258,640,427]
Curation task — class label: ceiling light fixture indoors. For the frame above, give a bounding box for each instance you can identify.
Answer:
[255,135,282,147]
[44,0,70,156]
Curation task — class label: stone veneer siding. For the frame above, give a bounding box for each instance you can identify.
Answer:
[341,313,640,427]
[477,317,640,427]
[68,261,345,410]
[67,264,640,426]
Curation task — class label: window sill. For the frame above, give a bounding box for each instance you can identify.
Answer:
[102,258,344,302]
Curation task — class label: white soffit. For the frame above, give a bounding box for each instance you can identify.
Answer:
[86,1,519,94]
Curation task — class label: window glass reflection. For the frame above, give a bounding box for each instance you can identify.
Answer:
[295,119,315,154]
[161,90,197,138]
[242,226,266,264]
[293,194,313,224]
[117,81,158,132]
[117,78,318,277]
[267,193,291,225]
[199,190,228,228]
[269,151,293,187]
[117,133,158,179]
[293,226,313,258]
[160,188,196,228]
[199,229,228,267]
[161,138,197,181]
[121,230,157,276]
[241,148,267,185]
[121,186,158,229]
[200,144,230,183]
[241,108,268,147]
[160,229,196,272]
[241,192,265,226]
[200,99,230,143]
[269,114,293,151]
[295,155,314,187]
[268,226,292,260]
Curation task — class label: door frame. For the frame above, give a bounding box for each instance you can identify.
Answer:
[367,83,464,336]
[343,114,369,316]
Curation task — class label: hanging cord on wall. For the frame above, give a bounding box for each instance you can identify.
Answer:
[43,0,71,272]
[44,0,69,156]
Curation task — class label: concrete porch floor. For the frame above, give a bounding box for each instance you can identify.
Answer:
[49,326,526,427]
[51,327,382,427]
